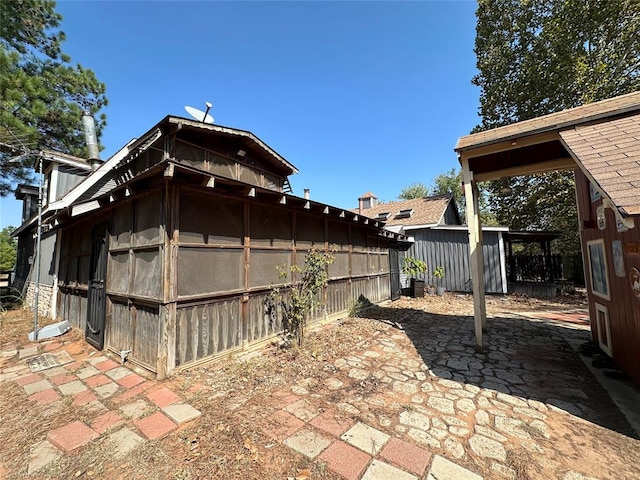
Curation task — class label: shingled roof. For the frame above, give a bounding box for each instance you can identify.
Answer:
[455,91,640,218]
[353,194,456,227]
[455,91,640,152]
[560,112,640,215]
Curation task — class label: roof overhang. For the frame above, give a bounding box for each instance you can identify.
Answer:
[65,158,408,243]
[166,116,298,175]
[429,225,509,232]
[455,92,640,183]
[38,150,91,172]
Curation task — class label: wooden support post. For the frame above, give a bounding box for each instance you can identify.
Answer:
[461,155,487,352]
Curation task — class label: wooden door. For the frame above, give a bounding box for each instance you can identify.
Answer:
[86,224,108,349]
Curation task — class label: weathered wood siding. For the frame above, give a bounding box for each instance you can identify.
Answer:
[57,211,109,329]
[575,169,640,386]
[174,137,285,192]
[175,299,242,366]
[403,228,505,294]
[55,177,395,376]
[167,186,393,370]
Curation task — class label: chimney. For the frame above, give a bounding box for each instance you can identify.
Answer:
[304,188,310,200]
[82,110,102,170]
[357,192,377,214]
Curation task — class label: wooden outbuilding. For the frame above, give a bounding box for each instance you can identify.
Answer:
[455,91,640,386]
[14,116,407,378]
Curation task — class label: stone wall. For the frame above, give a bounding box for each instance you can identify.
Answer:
[23,282,55,317]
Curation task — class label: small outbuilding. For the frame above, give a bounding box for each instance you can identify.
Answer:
[353,193,509,294]
[13,116,407,378]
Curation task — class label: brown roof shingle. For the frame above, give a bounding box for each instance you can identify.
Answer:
[560,112,640,215]
[352,195,455,227]
[455,91,640,152]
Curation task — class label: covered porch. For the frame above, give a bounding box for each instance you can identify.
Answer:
[454,92,639,352]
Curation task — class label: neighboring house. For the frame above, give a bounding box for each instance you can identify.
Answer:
[13,115,407,378]
[353,193,508,294]
[455,90,640,386]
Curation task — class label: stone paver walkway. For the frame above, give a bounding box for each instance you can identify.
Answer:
[2,302,638,479]
[254,306,639,479]
[0,340,202,475]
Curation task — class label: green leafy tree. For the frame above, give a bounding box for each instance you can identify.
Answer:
[472,0,640,254]
[427,167,497,225]
[398,182,428,200]
[0,0,108,195]
[0,227,17,271]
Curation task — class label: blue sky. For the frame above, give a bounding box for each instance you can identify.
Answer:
[1,0,480,229]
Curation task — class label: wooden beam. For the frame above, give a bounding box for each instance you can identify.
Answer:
[461,155,486,352]
[201,176,215,188]
[473,157,576,182]
[164,164,175,178]
[247,187,256,197]
[279,195,287,205]
[460,130,560,159]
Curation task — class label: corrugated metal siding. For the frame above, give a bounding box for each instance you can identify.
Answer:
[38,232,57,285]
[404,229,504,293]
[56,166,88,200]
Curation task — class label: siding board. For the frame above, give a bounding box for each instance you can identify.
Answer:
[575,169,640,386]
[404,228,504,294]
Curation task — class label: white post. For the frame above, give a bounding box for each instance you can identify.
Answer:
[461,155,487,351]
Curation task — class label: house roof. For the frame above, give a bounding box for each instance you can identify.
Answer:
[164,116,298,175]
[353,194,456,227]
[38,150,91,172]
[559,112,640,215]
[455,91,640,152]
[359,192,377,199]
[454,91,640,220]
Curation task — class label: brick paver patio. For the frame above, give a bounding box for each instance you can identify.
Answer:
[0,340,202,475]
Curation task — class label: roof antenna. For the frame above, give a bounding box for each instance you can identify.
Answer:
[184,101,214,124]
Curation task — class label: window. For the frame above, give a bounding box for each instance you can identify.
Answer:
[594,303,612,356]
[375,212,391,221]
[395,209,414,219]
[587,239,610,300]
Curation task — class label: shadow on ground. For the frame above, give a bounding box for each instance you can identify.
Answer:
[362,304,638,440]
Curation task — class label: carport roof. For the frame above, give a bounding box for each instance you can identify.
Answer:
[455,91,640,152]
[454,91,640,216]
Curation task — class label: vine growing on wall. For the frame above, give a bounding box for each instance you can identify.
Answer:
[267,246,334,348]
